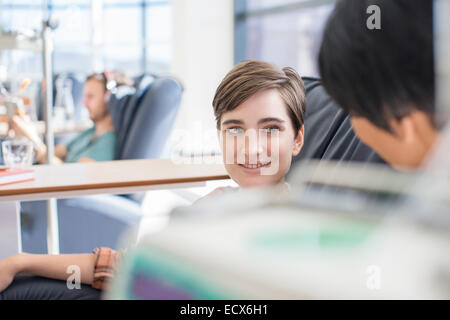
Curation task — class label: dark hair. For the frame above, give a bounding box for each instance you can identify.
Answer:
[213,60,306,134]
[86,71,134,92]
[318,0,435,131]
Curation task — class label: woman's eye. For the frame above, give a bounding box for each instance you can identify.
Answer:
[263,127,280,134]
[226,127,244,134]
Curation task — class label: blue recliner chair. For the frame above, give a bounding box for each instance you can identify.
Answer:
[20,74,183,254]
[289,76,386,173]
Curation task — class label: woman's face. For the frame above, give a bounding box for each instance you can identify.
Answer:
[83,79,109,122]
[219,89,304,187]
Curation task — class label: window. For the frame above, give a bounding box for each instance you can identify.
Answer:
[145,2,171,73]
[235,0,335,77]
[103,0,172,75]
[0,1,45,79]
[0,0,172,77]
[51,0,91,74]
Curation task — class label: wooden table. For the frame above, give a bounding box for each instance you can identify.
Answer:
[0,159,229,259]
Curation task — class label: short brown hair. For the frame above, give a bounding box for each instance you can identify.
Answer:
[212,60,306,133]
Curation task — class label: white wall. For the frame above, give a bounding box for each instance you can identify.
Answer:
[169,0,234,156]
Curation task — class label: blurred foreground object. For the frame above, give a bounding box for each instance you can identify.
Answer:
[108,161,450,299]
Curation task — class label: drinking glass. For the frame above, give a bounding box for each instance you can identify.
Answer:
[2,139,34,168]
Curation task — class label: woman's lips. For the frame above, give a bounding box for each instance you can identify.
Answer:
[237,162,271,174]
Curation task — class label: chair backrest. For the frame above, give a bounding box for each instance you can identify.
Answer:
[107,85,136,138]
[113,78,152,159]
[117,75,183,160]
[107,74,183,203]
[290,77,386,176]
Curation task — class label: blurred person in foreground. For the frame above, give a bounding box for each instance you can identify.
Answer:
[318,0,437,170]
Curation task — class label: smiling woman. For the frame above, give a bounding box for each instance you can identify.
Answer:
[0,60,306,300]
[212,60,306,187]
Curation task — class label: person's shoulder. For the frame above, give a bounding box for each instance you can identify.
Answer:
[103,129,116,138]
[75,126,96,141]
[67,126,95,149]
[96,129,117,143]
[82,126,96,135]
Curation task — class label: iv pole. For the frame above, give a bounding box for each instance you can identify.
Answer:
[42,0,60,254]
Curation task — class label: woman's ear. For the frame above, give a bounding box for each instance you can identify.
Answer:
[292,125,304,156]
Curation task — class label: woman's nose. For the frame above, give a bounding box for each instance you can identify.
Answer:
[239,133,265,163]
[246,140,264,157]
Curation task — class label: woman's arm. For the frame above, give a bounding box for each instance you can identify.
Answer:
[0,253,96,292]
[18,253,96,283]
